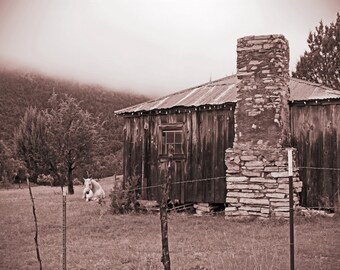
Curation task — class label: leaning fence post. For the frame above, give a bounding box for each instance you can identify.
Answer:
[27,178,42,270]
[62,190,67,270]
[288,148,295,270]
[160,149,173,270]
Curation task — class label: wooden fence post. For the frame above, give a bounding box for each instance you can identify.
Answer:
[288,148,295,270]
[62,190,67,270]
[27,178,42,270]
[160,150,174,270]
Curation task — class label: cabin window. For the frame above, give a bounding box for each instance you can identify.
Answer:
[162,130,183,155]
[158,124,184,158]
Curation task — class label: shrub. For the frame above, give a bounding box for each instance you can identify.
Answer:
[0,140,20,186]
[36,174,54,186]
[73,178,83,186]
[14,166,28,184]
[110,175,140,214]
[83,152,123,179]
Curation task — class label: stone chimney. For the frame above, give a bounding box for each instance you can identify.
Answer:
[235,34,290,147]
[225,35,302,219]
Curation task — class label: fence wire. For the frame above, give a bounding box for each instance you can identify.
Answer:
[2,165,338,213]
[299,166,340,171]
[105,165,340,197]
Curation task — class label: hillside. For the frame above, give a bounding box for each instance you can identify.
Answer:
[0,69,149,176]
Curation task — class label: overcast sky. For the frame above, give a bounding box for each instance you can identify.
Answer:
[0,0,338,97]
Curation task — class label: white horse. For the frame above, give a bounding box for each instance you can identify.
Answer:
[82,178,105,202]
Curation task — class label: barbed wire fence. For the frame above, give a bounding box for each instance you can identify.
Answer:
[22,164,339,270]
[9,170,339,210]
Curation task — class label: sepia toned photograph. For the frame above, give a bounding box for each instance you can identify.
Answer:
[0,1,339,269]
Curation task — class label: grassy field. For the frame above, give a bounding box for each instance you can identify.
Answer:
[1,176,339,270]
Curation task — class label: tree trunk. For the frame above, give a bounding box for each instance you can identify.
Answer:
[67,167,74,194]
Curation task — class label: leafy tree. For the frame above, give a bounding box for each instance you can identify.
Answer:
[45,93,103,194]
[292,13,340,89]
[14,93,103,194]
[14,107,50,182]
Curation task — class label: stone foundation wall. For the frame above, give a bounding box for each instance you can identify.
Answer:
[225,146,302,218]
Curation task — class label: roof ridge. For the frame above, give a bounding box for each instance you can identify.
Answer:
[165,74,237,96]
[140,74,236,103]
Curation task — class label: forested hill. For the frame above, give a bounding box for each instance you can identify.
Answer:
[0,70,149,176]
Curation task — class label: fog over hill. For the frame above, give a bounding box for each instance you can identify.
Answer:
[0,69,149,176]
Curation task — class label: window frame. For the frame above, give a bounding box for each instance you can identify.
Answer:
[158,124,185,159]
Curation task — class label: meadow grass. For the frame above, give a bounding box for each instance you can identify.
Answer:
[0,176,339,270]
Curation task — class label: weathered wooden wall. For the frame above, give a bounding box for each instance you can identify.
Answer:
[123,106,235,203]
[291,103,340,209]
[123,101,340,207]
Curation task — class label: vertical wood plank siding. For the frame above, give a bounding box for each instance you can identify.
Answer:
[123,106,235,203]
[291,103,340,209]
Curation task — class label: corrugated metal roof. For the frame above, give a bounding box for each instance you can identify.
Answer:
[289,77,340,101]
[115,76,340,115]
[115,76,237,114]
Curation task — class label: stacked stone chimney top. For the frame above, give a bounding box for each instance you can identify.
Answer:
[235,34,290,149]
[237,34,287,41]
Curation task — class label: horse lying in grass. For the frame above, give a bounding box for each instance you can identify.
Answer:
[82,178,105,202]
